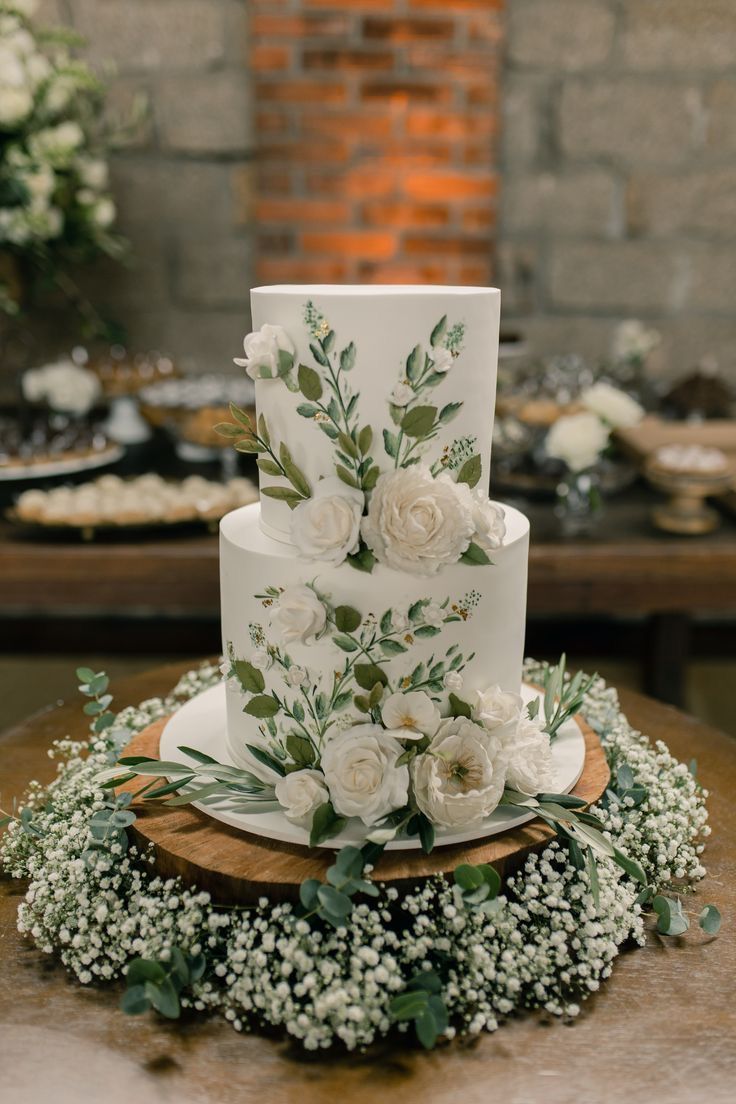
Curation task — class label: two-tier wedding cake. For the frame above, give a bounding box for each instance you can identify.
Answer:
[207,285,556,846]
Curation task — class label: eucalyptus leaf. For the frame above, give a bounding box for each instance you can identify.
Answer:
[698,904,721,935]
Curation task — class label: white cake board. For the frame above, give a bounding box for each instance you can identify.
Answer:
[160,683,585,850]
[159,683,585,851]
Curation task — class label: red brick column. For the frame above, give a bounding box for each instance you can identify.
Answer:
[251,0,504,286]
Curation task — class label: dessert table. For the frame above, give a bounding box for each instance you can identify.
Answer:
[1,660,734,1104]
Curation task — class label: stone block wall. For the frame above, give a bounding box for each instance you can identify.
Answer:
[499,0,736,380]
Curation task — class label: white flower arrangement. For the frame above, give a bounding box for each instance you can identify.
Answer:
[0,659,714,1053]
[545,411,611,473]
[22,356,101,415]
[580,381,645,430]
[611,319,661,365]
[0,1,127,329]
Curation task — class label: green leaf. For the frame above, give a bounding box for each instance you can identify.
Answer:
[317,884,352,918]
[383,428,399,458]
[299,878,320,910]
[277,348,295,377]
[230,402,254,429]
[234,437,262,454]
[459,541,491,566]
[347,545,376,573]
[354,663,388,692]
[126,958,166,986]
[214,421,247,439]
[261,486,304,509]
[286,731,315,768]
[363,465,380,491]
[698,904,721,935]
[282,459,311,498]
[336,464,359,489]
[413,624,441,639]
[401,405,437,439]
[408,599,428,622]
[233,660,265,694]
[358,425,373,455]
[652,895,689,936]
[456,454,482,488]
[415,1008,438,1050]
[381,639,407,656]
[323,330,335,353]
[244,694,280,719]
[256,457,282,477]
[439,401,462,425]
[380,610,393,634]
[369,681,384,707]
[246,743,286,776]
[257,414,270,447]
[390,991,429,1021]
[120,984,150,1016]
[298,362,323,401]
[338,431,360,459]
[340,342,356,372]
[611,845,649,886]
[353,694,371,714]
[406,343,423,381]
[333,634,359,653]
[448,693,472,718]
[417,815,434,854]
[76,665,96,684]
[145,977,181,1019]
[586,847,601,909]
[334,605,361,632]
[310,342,330,368]
[309,801,347,847]
[296,403,319,418]
[430,315,447,347]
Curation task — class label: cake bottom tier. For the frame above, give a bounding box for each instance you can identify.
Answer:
[220,502,529,768]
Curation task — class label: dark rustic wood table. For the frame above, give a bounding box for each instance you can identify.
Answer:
[2,485,736,704]
[1,661,735,1104]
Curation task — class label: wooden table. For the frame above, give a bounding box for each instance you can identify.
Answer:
[1,661,734,1104]
[2,487,736,704]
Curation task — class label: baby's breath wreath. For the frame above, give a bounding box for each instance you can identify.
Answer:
[0,660,719,1051]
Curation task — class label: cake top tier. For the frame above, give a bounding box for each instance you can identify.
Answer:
[244,284,500,543]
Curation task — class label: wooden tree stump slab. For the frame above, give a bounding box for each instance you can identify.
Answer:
[117,714,609,903]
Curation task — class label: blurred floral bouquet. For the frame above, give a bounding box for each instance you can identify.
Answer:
[0,0,127,335]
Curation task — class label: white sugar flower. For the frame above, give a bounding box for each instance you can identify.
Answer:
[361,465,475,576]
[269,585,326,646]
[545,412,610,473]
[412,717,507,828]
[274,769,328,828]
[443,671,463,692]
[234,323,295,381]
[290,476,363,567]
[381,690,440,741]
[321,724,408,825]
[423,602,444,627]
[611,319,660,363]
[501,715,555,797]
[286,665,307,687]
[432,347,453,373]
[250,648,271,671]
[580,381,644,430]
[390,381,414,407]
[470,492,506,552]
[473,684,523,732]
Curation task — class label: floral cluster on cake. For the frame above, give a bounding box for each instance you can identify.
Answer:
[219,579,554,846]
[219,301,505,576]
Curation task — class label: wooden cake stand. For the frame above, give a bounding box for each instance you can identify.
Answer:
[117,714,609,903]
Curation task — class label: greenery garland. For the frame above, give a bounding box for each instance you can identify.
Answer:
[0,660,718,1051]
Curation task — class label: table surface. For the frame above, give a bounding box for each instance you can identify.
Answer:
[2,484,736,617]
[1,661,734,1104]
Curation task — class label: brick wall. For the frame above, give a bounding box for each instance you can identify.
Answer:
[499,0,736,381]
[250,0,504,287]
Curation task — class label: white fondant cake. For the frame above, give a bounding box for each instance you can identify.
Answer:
[217,285,540,844]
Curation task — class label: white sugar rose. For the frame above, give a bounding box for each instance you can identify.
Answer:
[381,690,440,740]
[275,769,329,828]
[361,466,475,576]
[250,648,271,671]
[443,671,463,692]
[580,381,644,430]
[471,491,506,552]
[545,411,610,473]
[473,684,523,731]
[390,381,414,407]
[322,725,409,825]
[234,323,295,380]
[269,585,326,645]
[501,715,555,797]
[290,476,363,566]
[412,717,507,829]
[286,665,307,687]
[432,347,453,373]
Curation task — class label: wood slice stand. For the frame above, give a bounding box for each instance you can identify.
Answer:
[118,714,609,903]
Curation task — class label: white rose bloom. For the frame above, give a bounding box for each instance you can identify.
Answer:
[473,684,523,730]
[91,197,116,229]
[269,584,326,646]
[580,381,644,430]
[0,86,32,126]
[234,323,295,380]
[390,381,414,407]
[361,465,475,576]
[381,690,440,740]
[501,715,555,797]
[286,665,307,687]
[443,671,463,692]
[77,158,109,191]
[275,769,329,828]
[612,319,660,363]
[412,717,507,828]
[290,476,363,566]
[545,412,610,473]
[432,347,453,373]
[322,725,409,825]
[250,648,271,671]
[21,360,100,415]
[470,491,506,552]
